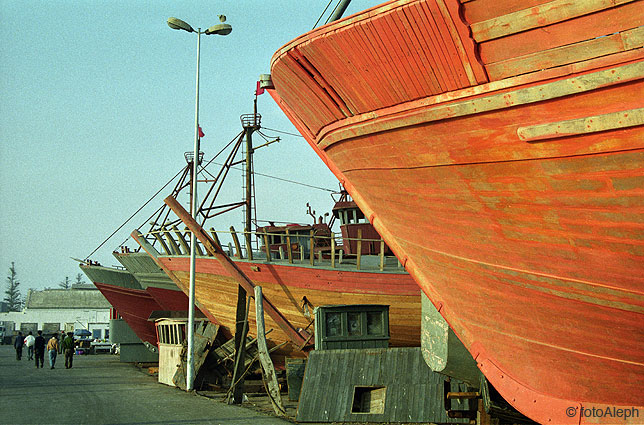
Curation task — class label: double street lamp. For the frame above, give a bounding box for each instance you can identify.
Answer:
[167,16,232,392]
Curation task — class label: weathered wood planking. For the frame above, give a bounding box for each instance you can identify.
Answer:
[320,61,644,150]
[517,107,644,142]
[269,1,644,422]
[160,256,422,358]
[486,27,644,80]
[477,1,644,64]
[296,348,471,423]
[470,0,638,42]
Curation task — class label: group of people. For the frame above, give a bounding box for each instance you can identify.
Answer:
[14,330,76,369]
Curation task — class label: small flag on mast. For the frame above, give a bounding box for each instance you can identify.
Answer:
[198,126,205,138]
[255,81,265,96]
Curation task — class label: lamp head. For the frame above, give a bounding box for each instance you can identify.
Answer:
[167,17,195,33]
[204,23,232,36]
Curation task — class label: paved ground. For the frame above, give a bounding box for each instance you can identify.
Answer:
[0,345,293,425]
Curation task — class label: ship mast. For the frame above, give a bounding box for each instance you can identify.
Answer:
[241,100,260,259]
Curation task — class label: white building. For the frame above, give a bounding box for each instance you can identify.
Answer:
[0,285,111,340]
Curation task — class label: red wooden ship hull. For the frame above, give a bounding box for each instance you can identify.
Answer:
[268,0,644,423]
[156,254,421,357]
[113,251,196,314]
[79,264,160,346]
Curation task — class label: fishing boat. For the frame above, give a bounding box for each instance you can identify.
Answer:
[113,248,197,314]
[131,110,422,361]
[79,262,160,347]
[267,0,644,423]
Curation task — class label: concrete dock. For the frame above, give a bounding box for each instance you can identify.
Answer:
[0,345,292,425]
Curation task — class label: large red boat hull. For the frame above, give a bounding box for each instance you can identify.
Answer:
[80,265,160,346]
[157,255,421,358]
[269,0,644,423]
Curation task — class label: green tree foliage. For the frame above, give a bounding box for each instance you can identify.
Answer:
[75,273,85,286]
[59,276,71,290]
[4,262,23,311]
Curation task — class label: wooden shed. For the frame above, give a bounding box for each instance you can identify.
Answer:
[296,347,473,423]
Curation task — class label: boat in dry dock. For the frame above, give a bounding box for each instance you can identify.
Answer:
[131,111,422,361]
[267,0,644,423]
[79,262,160,347]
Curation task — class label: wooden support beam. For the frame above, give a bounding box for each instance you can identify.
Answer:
[164,196,310,349]
[152,231,171,255]
[309,230,315,266]
[230,291,249,404]
[162,227,181,255]
[230,226,243,259]
[172,225,190,255]
[254,286,286,416]
[209,227,222,248]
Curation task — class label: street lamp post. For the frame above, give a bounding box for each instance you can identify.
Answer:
[167,16,232,392]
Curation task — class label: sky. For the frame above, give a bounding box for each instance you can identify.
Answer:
[1,0,382,293]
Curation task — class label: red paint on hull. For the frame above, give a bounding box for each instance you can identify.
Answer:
[93,282,160,346]
[269,1,644,422]
[144,286,188,312]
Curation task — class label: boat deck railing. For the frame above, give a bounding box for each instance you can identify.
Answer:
[138,226,406,273]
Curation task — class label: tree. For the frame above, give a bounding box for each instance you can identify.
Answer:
[59,276,71,290]
[4,262,23,311]
[75,273,86,286]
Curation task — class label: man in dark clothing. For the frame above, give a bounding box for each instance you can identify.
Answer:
[62,332,75,369]
[14,331,24,360]
[58,331,66,354]
[34,330,46,368]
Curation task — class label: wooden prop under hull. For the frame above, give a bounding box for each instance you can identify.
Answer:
[269,0,644,422]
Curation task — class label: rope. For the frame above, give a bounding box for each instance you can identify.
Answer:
[313,0,335,29]
[84,167,185,259]
[260,127,303,138]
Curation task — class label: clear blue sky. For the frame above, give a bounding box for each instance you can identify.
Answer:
[1,1,381,293]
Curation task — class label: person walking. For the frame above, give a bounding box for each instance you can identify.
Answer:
[62,332,75,369]
[47,334,59,369]
[24,331,35,361]
[34,330,46,368]
[14,331,24,360]
[58,331,66,354]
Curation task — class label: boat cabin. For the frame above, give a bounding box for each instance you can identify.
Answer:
[257,222,331,259]
[332,197,392,256]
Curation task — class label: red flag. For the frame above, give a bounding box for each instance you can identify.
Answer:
[255,81,265,96]
[198,126,205,138]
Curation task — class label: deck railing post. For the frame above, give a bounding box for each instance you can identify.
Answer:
[245,228,253,261]
[379,239,385,271]
[309,230,315,266]
[356,229,362,270]
[286,229,293,264]
[331,232,336,268]
[263,229,271,262]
